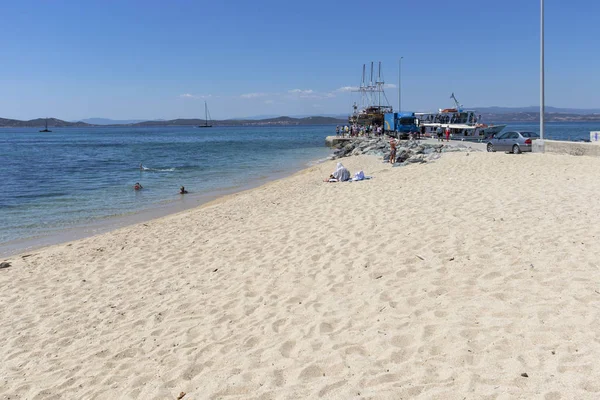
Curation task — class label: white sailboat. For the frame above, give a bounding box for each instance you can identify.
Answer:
[197,101,212,128]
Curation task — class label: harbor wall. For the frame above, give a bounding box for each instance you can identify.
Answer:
[533,139,600,157]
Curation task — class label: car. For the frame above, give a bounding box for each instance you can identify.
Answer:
[486,131,540,153]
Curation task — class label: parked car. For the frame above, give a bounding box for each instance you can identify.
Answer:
[486,131,540,153]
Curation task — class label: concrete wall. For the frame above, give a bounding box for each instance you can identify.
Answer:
[533,139,600,157]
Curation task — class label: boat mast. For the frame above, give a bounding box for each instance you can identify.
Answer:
[352,61,391,116]
[205,101,208,126]
[377,62,381,108]
[370,62,374,107]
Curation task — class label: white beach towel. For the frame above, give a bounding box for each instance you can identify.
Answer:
[353,170,365,181]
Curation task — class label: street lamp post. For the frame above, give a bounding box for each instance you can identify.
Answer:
[540,0,545,140]
[398,57,403,113]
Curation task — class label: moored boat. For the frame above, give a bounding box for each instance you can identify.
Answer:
[416,94,506,141]
[348,62,392,128]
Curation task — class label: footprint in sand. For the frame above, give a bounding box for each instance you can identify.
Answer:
[298,364,324,380]
[280,340,296,358]
[319,322,334,334]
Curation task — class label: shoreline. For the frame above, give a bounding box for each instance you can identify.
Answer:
[0,153,332,258]
[3,152,600,398]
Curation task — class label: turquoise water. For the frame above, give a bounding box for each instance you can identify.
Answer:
[0,126,333,246]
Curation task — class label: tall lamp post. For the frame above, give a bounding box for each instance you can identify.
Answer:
[540,0,545,140]
[398,57,403,113]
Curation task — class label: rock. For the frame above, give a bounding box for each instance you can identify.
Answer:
[397,150,411,163]
[407,155,425,163]
[0,262,11,269]
[329,136,481,163]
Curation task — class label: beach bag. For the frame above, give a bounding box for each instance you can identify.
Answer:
[353,170,365,181]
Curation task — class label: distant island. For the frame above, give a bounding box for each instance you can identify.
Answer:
[0,116,347,128]
[3,108,600,128]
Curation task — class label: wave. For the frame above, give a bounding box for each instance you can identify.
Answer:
[140,167,176,172]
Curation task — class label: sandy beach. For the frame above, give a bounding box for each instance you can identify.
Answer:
[2,151,600,399]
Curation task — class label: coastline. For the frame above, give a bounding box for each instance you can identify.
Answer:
[0,152,332,258]
[3,152,600,398]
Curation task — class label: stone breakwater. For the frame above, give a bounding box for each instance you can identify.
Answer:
[330,137,479,165]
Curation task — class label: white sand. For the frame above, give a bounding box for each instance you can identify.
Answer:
[2,152,600,399]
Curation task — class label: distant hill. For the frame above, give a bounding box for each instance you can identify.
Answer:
[127,116,347,126]
[475,106,600,115]
[0,115,347,128]
[3,111,600,128]
[483,112,600,123]
[0,118,89,128]
[79,118,149,125]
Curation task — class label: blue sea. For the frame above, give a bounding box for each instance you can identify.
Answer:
[1,122,599,254]
[504,122,600,141]
[0,125,333,252]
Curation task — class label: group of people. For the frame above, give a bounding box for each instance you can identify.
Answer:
[135,163,188,194]
[336,124,382,138]
[425,113,481,124]
[435,126,452,142]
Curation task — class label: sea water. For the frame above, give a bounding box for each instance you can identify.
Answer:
[502,122,599,141]
[0,125,333,250]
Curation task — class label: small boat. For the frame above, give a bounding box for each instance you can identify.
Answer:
[197,101,212,128]
[39,118,52,132]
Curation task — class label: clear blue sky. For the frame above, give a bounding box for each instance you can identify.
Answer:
[1,0,598,120]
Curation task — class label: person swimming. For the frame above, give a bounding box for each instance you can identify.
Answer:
[134,182,143,190]
[179,186,188,194]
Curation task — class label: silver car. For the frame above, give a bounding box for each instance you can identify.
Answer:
[486,131,540,153]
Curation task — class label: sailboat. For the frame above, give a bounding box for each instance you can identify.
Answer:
[39,118,52,132]
[197,101,212,128]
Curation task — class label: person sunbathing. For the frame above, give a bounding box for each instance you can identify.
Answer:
[324,162,350,182]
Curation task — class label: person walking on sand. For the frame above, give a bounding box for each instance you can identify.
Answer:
[445,125,451,142]
[436,126,443,142]
[389,139,397,164]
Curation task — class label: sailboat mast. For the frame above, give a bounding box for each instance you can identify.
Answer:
[205,101,208,126]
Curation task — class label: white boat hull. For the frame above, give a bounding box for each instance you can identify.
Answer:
[420,123,507,142]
